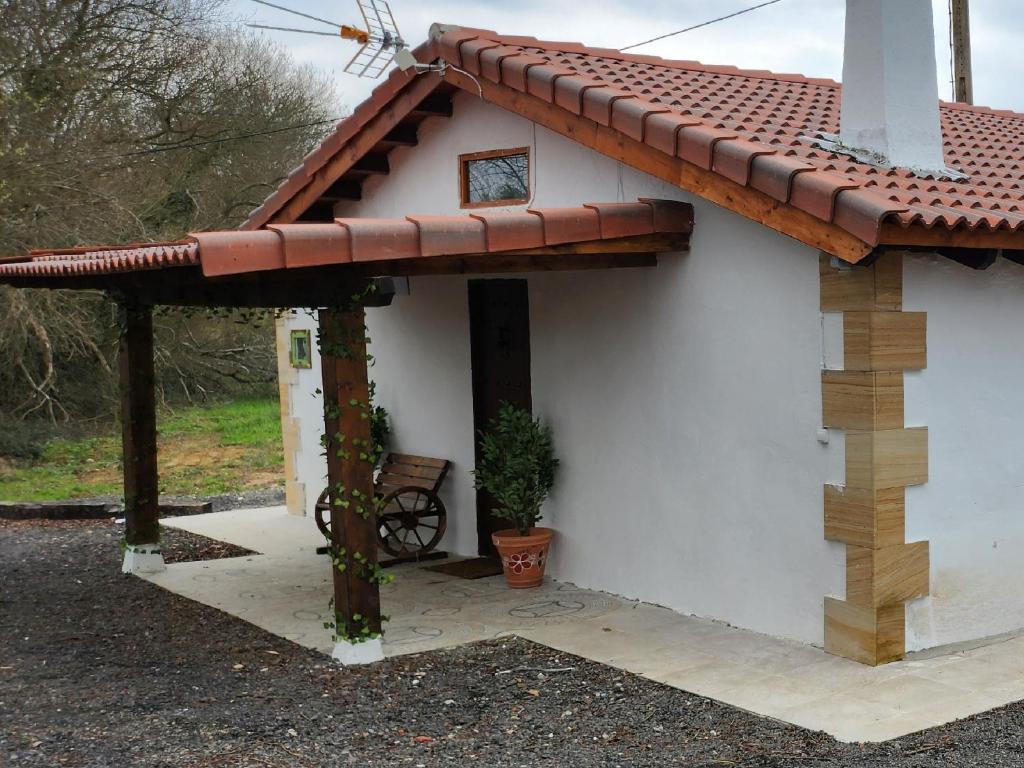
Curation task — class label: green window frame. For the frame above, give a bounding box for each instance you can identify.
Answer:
[289,329,312,369]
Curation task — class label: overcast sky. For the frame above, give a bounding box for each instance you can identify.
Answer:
[225,0,1023,115]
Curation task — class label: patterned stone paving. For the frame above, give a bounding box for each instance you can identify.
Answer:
[147,507,1024,743]
[146,507,627,657]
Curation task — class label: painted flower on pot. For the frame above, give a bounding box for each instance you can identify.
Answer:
[504,550,546,574]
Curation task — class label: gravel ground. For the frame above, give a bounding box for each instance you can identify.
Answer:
[3,522,1024,767]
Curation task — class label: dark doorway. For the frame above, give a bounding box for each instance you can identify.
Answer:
[468,279,533,556]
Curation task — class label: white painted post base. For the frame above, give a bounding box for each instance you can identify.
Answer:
[331,637,384,665]
[121,544,166,575]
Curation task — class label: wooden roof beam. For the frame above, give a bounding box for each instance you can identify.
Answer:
[320,180,363,202]
[349,154,390,176]
[410,93,454,118]
[376,123,418,148]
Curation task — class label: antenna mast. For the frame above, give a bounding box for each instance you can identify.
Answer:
[343,0,406,79]
[247,0,411,79]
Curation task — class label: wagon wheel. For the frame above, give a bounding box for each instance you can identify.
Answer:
[314,487,333,541]
[376,486,447,558]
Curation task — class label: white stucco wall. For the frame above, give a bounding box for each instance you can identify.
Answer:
[904,255,1024,650]
[289,92,846,645]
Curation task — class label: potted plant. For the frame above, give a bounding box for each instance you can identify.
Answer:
[473,403,559,588]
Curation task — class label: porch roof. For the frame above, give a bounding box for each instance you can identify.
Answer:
[0,200,691,303]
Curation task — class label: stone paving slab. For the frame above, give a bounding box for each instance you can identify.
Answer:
[148,506,1024,743]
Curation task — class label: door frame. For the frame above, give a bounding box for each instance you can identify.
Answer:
[468,278,533,556]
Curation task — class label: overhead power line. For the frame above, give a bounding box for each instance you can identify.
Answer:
[247,23,340,37]
[621,0,785,51]
[247,0,344,29]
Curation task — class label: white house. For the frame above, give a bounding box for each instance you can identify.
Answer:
[8,0,1024,668]
[243,0,1024,666]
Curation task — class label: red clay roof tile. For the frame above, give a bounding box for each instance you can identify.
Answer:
[469,210,546,251]
[195,231,283,276]
[267,223,352,269]
[341,219,421,262]
[583,202,655,239]
[0,242,198,278]
[406,215,487,256]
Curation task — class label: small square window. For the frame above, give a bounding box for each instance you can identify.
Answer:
[460,147,530,208]
[289,330,312,369]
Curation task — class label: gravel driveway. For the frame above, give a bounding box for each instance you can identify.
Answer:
[3,520,1024,767]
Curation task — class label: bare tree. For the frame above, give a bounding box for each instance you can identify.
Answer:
[0,0,341,420]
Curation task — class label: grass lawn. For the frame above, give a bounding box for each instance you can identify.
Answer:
[0,398,283,502]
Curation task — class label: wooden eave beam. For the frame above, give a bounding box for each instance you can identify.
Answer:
[357,251,659,276]
[878,221,1024,250]
[504,232,688,256]
[440,69,872,263]
[1,270,394,309]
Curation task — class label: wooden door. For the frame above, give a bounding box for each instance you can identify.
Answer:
[468,279,533,556]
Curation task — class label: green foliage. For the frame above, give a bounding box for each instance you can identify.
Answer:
[368,381,390,463]
[0,398,282,502]
[0,0,340,421]
[473,403,558,536]
[0,416,90,460]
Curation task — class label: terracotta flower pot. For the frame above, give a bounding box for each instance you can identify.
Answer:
[491,527,554,588]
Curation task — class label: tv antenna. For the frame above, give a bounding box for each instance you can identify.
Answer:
[247,0,417,79]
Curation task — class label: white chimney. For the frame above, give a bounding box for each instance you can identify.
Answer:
[840,0,947,173]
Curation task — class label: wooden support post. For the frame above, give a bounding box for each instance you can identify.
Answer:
[821,252,929,665]
[951,0,973,105]
[319,306,383,662]
[119,302,163,574]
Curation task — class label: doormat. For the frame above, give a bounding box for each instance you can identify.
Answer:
[425,556,503,579]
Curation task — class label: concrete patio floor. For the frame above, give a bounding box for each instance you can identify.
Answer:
[147,506,1024,743]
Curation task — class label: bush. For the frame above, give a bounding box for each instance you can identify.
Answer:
[0,416,90,461]
[473,403,558,536]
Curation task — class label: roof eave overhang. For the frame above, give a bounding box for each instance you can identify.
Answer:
[0,201,693,306]
[874,221,1024,270]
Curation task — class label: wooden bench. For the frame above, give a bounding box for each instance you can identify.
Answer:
[315,453,451,559]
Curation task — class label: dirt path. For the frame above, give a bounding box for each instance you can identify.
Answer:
[2,521,1024,767]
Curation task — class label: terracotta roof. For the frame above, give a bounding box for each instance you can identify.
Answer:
[0,242,199,278]
[0,200,690,280]
[246,24,1024,257]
